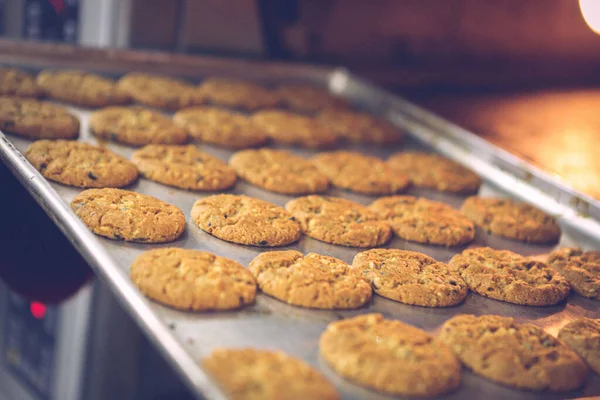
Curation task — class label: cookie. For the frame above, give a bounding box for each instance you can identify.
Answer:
[117,72,202,110]
[25,140,138,188]
[320,313,461,396]
[252,110,338,149]
[351,249,468,307]
[369,196,475,246]
[198,78,279,111]
[203,348,339,400]
[558,318,600,375]
[0,68,41,98]
[449,247,570,306]
[229,148,329,194]
[440,314,588,391]
[132,144,236,191]
[312,151,409,195]
[461,196,561,244]
[89,106,188,147]
[547,248,600,299]
[275,84,349,113]
[191,194,301,247]
[71,188,185,243]
[173,107,267,148]
[317,109,403,145]
[285,195,391,247]
[36,69,129,108]
[130,248,256,311]
[249,250,371,309]
[0,97,79,139]
[387,152,481,194]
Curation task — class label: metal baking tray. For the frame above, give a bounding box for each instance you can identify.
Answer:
[1,41,599,400]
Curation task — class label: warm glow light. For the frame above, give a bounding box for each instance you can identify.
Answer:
[580,0,600,35]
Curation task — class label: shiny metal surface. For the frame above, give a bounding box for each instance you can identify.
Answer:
[1,58,600,400]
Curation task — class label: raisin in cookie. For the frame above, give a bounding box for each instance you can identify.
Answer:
[547,248,600,300]
[440,314,588,391]
[352,249,467,307]
[369,196,475,246]
[449,247,570,306]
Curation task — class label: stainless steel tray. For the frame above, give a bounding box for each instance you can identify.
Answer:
[1,42,600,400]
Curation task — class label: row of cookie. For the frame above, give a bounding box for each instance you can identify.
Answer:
[0,67,350,112]
[129,246,599,396]
[0,95,402,148]
[200,314,600,399]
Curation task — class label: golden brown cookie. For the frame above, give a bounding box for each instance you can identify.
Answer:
[0,68,41,98]
[285,195,391,247]
[89,106,188,147]
[547,248,600,300]
[229,148,329,194]
[351,249,468,307]
[317,109,403,145]
[440,314,588,391]
[71,188,185,243]
[252,110,338,149]
[461,196,561,244]
[132,144,236,191]
[313,151,409,195]
[191,194,301,247]
[249,250,371,309]
[387,152,481,194]
[558,318,600,375]
[203,348,339,400]
[130,248,256,311]
[36,69,129,108]
[0,97,79,139]
[173,107,267,149]
[275,84,349,113]
[25,140,138,188]
[198,78,279,111]
[449,247,570,306]
[320,313,461,396]
[117,72,202,110]
[369,196,475,246]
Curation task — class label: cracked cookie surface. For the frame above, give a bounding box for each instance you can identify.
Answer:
[369,196,475,246]
[71,188,185,243]
[320,313,461,396]
[0,68,40,98]
[352,249,467,307]
[117,72,203,110]
[547,247,600,299]
[191,194,301,247]
[203,348,339,400]
[558,317,600,375]
[198,78,279,111]
[90,106,187,147]
[37,69,129,108]
[229,148,328,194]
[275,84,349,113]
[440,314,588,391]
[317,109,403,145]
[25,140,138,188]
[461,196,561,244]
[449,247,570,306]
[252,110,338,149]
[0,97,79,139]
[132,144,236,191]
[249,250,371,309]
[174,107,267,148]
[313,151,409,195]
[285,195,391,247]
[130,248,256,311]
[387,152,481,193]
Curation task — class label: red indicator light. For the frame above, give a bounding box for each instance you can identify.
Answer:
[30,301,47,320]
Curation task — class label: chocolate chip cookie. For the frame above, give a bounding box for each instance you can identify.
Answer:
[198,78,279,111]
[0,68,41,98]
[558,318,600,375]
[547,248,600,299]
[118,72,202,110]
[275,83,349,113]
[317,109,403,145]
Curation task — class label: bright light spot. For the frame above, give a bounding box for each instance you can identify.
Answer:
[30,301,47,320]
[580,0,600,35]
